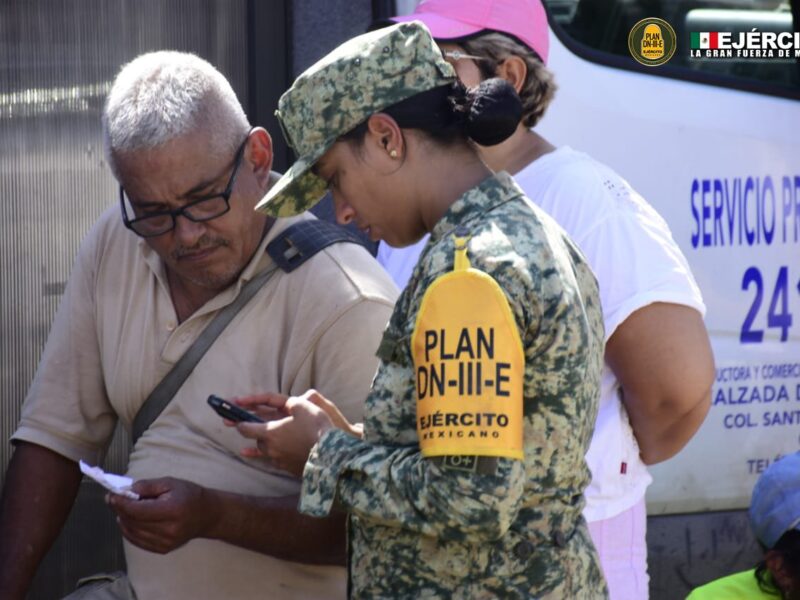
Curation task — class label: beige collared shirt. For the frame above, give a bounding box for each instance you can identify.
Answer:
[13,205,397,599]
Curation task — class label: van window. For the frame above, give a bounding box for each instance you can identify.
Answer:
[544,0,800,96]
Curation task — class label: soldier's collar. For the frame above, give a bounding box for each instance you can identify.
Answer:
[429,171,524,244]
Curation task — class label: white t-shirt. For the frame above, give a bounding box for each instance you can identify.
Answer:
[377,147,705,521]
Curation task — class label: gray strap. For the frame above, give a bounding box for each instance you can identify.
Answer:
[131,264,279,445]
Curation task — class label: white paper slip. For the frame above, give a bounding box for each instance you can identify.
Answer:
[79,460,140,500]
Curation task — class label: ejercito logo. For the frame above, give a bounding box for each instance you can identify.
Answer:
[690,30,800,59]
[628,18,677,66]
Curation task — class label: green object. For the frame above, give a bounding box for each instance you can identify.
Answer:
[256,21,455,218]
[686,569,772,599]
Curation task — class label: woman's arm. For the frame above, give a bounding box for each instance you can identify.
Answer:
[236,391,526,542]
[302,428,526,542]
[605,302,715,465]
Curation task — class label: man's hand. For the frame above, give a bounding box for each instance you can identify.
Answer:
[109,478,347,565]
[107,477,220,554]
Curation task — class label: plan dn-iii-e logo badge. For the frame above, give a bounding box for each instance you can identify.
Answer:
[628,18,677,66]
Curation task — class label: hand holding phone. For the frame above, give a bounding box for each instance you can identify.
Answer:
[207,394,265,423]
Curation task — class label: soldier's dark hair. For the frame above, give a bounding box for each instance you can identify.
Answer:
[754,530,800,597]
[341,78,521,148]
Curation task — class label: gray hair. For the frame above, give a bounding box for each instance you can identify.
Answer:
[103,51,250,175]
[461,32,557,128]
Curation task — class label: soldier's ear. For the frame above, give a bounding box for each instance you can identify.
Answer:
[366,114,404,161]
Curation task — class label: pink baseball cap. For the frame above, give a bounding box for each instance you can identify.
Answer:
[390,0,550,64]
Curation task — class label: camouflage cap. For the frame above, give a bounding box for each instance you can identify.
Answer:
[256,21,456,217]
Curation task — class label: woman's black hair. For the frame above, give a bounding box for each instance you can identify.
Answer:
[755,530,800,597]
[340,78,522,148]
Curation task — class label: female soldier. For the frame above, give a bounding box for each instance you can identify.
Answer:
[380,2,715,598]
[239,21,608,598]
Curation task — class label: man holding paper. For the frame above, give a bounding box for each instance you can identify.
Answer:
[0,51,396,600]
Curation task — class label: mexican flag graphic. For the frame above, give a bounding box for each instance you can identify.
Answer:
[691,32,720,49]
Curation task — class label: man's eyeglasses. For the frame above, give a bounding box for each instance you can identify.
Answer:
[120,132,251,238]
[442,50,490,63]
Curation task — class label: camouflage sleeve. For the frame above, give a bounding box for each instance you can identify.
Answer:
[299,430,526,542]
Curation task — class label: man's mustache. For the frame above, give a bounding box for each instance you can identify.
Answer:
[171,236,230,260]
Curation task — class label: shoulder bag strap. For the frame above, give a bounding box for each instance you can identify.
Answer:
[131,263,278,445]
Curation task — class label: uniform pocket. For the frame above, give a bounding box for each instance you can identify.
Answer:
[483,528,567,594]
[416,535,489,587]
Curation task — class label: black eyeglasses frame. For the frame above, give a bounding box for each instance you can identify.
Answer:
[119,132,252,238]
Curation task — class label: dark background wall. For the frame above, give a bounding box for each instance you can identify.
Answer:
[2,2,252,597]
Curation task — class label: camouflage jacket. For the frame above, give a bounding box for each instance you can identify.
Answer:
[300,172,608,599]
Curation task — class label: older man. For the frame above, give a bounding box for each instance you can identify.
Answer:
[0,51,396,600]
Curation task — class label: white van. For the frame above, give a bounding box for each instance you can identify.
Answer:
[536,0,799,593]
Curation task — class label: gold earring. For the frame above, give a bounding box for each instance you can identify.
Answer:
[389,149,398,158]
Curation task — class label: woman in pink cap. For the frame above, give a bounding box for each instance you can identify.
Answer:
[381,2,715,598]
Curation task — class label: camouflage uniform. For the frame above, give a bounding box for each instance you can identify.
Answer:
[257,20,608,599]
[300,172,608,599]
[256,22,455,217]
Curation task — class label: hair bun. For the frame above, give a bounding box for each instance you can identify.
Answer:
[465,78,522,146]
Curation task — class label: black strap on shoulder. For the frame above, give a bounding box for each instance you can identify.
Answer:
[131,219,364,446]
[131,263,279,445]
[267,219,367,273]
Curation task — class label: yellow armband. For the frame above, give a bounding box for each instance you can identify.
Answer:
[412,234,524,460]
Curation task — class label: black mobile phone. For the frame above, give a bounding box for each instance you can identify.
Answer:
[207,394,265,423]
